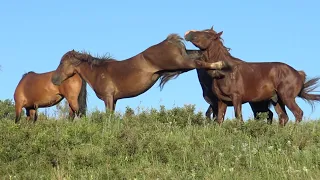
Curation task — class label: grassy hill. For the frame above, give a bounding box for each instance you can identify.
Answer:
[0,105,320,179]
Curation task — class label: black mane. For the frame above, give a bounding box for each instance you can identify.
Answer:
[63,50,117,66]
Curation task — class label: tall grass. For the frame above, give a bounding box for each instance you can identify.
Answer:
[0,105,320,179]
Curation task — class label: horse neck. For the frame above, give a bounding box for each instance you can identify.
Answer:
[205,42,244,66]
[75,62,98,88]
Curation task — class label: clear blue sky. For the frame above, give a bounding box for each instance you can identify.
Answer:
[1,0,320,120]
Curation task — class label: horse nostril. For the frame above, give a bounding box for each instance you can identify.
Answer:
[51,75,60,85]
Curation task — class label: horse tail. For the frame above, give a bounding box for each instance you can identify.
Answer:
[158,70,191,90]
[77,77,87,117]
[298,72,320,111]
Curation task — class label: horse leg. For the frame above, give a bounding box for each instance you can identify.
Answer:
[68,105,76,121]
[249,101,274,124]
[273,100,289,126]
[277,86,303,124]
[216,101,227,125]
[29,109,37,122]
[113,100,117,111]
[65,96,79,120]
[205,105,213,120]
[26,108,31,121]
[15,103,23,123]
[104,94,115,112]
[232,95,243,123]
[173,55,227,70]
[203,93,215,120]
[281,98,303,124]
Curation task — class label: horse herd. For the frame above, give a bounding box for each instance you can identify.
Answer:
[13,26,320,126]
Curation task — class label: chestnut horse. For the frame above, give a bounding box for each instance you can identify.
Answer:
[51,34,229,112]
[185,49,274,123]
[184,27,320,126]
[14,71,87,123]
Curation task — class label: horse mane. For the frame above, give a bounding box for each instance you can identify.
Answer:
[22,71,35,78]
[206,30,243,65]
[166,34,186,51]
[64,50,117,67]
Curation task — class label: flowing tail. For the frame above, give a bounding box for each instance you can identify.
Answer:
[298,72,320,111]
[158,50,204,90]
[77,77,87,117]
[158,70,191,90]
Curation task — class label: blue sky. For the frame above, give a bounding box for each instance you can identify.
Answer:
[1,0,320,120]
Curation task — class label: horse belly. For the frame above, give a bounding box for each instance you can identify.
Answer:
[243,82,275,102]
[25,94,63,108]
[28,94,64,108]
[115,73,158,99]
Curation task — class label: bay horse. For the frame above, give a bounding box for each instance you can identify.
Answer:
[184,27,320,126]
[14,71,87,123]
[51,34,229,112]
[186,42,274,125]
[185,49,274,123]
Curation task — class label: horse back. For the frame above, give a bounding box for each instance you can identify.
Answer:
[216,62,303,102]
[16,70,57,92]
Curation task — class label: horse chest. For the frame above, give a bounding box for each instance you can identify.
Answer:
[213,80,233,101]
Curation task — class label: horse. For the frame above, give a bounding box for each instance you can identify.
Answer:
[184,27,320,126]
[14,71,87,123]
[186,49,274,123]
[51,34,230,112]
[186,38,276,125]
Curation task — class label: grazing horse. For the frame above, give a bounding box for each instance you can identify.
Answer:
[184,27,320,126]
[14,71,87,123]
[51,34,229,111]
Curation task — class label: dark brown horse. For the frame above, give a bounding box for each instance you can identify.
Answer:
[51,34,229,111]
[184,27,320,126]
[14,71,87,123]
[186,49,273,123]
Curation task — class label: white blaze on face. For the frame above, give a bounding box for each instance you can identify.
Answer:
[184,30,197,37]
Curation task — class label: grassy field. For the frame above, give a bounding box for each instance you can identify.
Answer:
[0,105,320,180]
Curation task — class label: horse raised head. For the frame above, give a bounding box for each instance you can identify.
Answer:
[184,28,223,51]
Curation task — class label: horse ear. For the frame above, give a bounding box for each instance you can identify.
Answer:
[210,26,214,30]
[217,31,223,37]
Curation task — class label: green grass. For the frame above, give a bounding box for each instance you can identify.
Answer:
[0,105,320,180]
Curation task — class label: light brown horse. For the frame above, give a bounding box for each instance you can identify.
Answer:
[51,34,229,111]
[14,71,87,123]
[184,27,320,126]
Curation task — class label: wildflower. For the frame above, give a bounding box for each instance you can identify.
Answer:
[234,154,241,161]
[229,168,234,172]
[252,148,258,155]
[268,146,274,151]
[303,166,308,173]
[287,140,291,145]
[242,143,248,151]
[219,152,224,157]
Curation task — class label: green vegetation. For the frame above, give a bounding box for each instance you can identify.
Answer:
[0,101,320,179]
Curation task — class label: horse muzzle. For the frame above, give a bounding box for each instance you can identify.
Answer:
[184,31,194,41]
[51,74,62,85]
